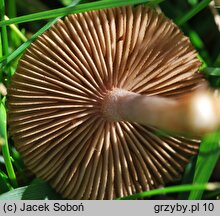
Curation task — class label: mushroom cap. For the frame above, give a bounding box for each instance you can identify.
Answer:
[8,6,203,199]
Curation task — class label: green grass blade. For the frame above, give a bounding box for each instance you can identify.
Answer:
[0,0,82,73]
[0,0,161,68]
[178,156,197,199]
[0,0,157,27]
[0,31,3,82]
[8,0,16,18]
[202,67,220,88]
[5,15,27,42]
[0,0,9,56]
[0,18,59,69]
[188,132,220,200]
[0,1,80,64]
[0,0,14,81]
[203,67,220,76]
[117,183,220,200]
[203,189,220,199]
[10,148,29,184]
[0,178,62,200]
[145,0,164,6]
[0,99,18,188]
[175,0,211,26]
[0,171,13,193]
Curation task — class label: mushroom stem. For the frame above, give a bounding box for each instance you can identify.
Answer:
[102,88,220,135]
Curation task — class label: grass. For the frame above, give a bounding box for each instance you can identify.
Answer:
[0,0,220,200]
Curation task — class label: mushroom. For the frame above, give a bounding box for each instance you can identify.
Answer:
[7,6,218,199]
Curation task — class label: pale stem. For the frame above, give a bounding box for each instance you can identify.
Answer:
[102,88,220,135]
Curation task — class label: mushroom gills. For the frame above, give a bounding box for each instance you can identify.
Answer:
[8,5,208,199]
